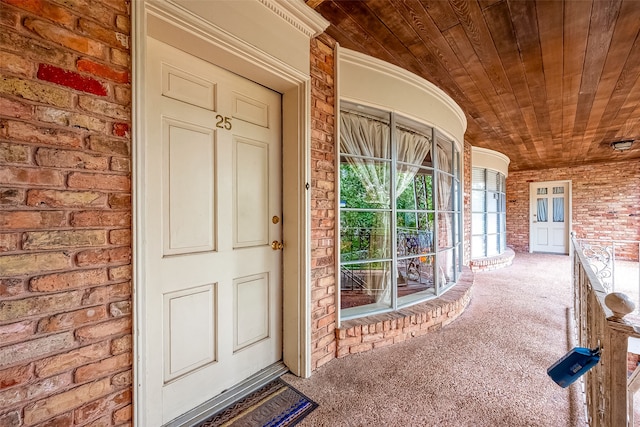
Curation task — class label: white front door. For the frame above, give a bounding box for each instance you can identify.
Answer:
[530,181,569,254]
[143,38,283,425]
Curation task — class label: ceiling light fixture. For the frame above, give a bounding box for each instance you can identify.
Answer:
[610,139,635,152]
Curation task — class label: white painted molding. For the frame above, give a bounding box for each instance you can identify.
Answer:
[338,47,467,146]
[261,0,330,38]
[146,1,310,85]
[155,0,327,76]
[132,1,147,425]
[471,146,511,177]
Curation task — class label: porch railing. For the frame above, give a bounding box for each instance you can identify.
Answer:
[572,234,640,426]
[575,238,640,314]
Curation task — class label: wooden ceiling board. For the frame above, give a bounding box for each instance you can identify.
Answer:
[535,0,564,150]
[508,1,553,156]
[589,70,640,155]
[333,1,419,71]
[387,0,489,121]
[561,0,592,164]
[572,0,622,163]
[478,0,502,10]
[585,1,640,148]
[363,0,464,92]
[442,24,526,158]
[481,1,539,164]
[419,0,460,32]
[309,0,640,171]
[317,2,399,65]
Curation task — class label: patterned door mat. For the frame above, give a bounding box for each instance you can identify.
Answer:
[197,378,318,427]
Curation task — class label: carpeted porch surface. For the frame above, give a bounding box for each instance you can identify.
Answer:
[283,252,589,426]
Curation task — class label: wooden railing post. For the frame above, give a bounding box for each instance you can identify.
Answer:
[572,235,640,427]
[609,328,631,426]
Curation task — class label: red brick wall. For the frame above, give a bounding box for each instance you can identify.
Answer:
[309,34,337,371]
[507,160,640,259]
[0,1,132,425]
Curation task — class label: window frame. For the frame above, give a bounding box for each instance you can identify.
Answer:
[338,103,463,321]
[471,167,507,259]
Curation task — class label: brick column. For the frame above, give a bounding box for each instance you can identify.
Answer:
[309,33,337,371]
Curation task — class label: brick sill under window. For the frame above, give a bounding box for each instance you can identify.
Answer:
[335,267,474,358]
[469,247,515,272]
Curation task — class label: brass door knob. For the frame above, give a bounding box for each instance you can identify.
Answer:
[271,240,284,250]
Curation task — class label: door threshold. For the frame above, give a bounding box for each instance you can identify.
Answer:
[164,362,289,427]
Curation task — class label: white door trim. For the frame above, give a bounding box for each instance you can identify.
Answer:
[133,1,327,424]
[528,180,572,254]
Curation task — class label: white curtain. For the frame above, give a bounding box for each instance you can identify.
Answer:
[340,112,431,305]
[436,145,452,213]
[340,112,390,206]
[436,144,453,284]
[396,128,432,198]
[553,198,564,222]
[537,198,548,222]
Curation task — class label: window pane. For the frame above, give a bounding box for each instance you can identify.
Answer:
[553,186,564,194]
[340,110,390,159]
[487,234,499,257]
[537,187,548,195]
[486,170,498,191]
[486,191,499,212]
[397,169,434,210]
[500,213,506,232]
[472,213,486,235]
[553,197,564,222]
[436,248,456,289]
[436,173,453,211]
[537,198,548,222]
[340,158,391,209]
[340,261,393,311]
[487,213,498,234]
[397,255,436,301]
[396,125,432,166]
[340,211,391,262]
[397,213,434,255]
[438,212,454,249]
[435,135,452,174]
[472,235,486,258]
[472,168,485,190]
[472,190,485,212]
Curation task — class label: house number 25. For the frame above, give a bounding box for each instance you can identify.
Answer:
[215,115,232,130]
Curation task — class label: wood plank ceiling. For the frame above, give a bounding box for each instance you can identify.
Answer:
[308,0,640,171]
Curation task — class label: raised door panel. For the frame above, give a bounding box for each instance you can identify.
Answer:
[234,273,270,352]
[162,63,216,110]
[233,138,269,248]
[163,118,216,255]
[163,284,216,382]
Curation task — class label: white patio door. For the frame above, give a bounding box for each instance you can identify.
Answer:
[143,38,282,425]
[530,181,569,254]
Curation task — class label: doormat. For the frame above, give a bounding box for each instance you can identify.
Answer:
[197,378,318,427]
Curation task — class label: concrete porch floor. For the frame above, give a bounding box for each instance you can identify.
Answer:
[284,253,603,426]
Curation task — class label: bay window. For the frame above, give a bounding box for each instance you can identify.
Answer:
[471,167,507,258]
[339,103,463,320]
